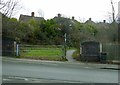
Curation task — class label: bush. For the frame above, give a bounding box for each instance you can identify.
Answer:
[72,50,80,61]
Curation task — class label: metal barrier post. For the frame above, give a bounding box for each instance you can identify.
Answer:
[16,44,19,56]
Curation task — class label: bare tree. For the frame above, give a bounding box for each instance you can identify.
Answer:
[0,0,22,17]
[79,17,86,23]
[38,9,44,18]
[105,12,113,23]
[105,0,117,23]
[111,0,115,22]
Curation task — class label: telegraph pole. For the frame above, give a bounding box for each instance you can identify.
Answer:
[111,0,115,22]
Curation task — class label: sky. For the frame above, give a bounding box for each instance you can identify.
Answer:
[14,0,120,22]
[118,1,120,16]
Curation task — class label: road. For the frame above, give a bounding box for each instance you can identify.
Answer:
[2,58,119,83]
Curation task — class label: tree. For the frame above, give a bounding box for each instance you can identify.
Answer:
[95,23,110,43]
[110,0,115,22]
[53,16,72,34]
[0,0,21,17]
[38,19,62,45]
[2,14,34,43]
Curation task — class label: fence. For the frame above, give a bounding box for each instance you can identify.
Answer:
[80,41,119,63]
[2,37,15,57]
[102,43,119,61]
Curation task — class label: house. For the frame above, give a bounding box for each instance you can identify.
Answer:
[19,12,44,23]
[85,18,95,24]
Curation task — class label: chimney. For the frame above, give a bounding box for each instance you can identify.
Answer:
[89,18,92,21]
[31,12,34,17]
[72,16,74,20]
[103,20,106,23]
[58,13,61,17]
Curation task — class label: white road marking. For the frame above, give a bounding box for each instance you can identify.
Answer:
[8,76,28,81]
[3,78,11,81]
[84,67,90,69]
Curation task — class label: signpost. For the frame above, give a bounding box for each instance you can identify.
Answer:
[64,33,67,57]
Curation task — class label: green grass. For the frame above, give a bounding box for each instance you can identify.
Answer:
[20,47,64,61]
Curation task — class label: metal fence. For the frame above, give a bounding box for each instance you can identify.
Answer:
[102,43,119,61]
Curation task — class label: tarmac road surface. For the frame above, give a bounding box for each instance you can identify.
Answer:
[2,57,119,83]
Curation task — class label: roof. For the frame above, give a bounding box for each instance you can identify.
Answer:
[19,14,44,23]
[85,18,95,24]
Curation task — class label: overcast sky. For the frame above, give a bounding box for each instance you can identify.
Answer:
[14,0,120,22]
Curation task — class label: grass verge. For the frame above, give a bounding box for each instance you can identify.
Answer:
[20,47,66,61]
